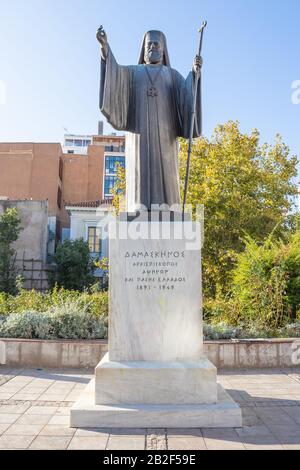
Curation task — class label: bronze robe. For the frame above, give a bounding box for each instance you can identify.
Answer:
[100,46,202,210]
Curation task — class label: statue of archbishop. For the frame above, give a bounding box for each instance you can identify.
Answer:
[97,27,202,211]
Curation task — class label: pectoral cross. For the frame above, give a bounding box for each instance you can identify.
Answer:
[147,86,158,97]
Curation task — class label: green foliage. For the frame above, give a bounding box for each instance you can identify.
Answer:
[0,286,108,317]
[205,231,300,330]
[49,239,96,291]
[0,301,107,340]
[203,321,300,340]
[0,208,22,294]
[0,287,108,340]
[179,121,298,297]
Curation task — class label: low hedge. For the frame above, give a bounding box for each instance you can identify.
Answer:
[0,287,108,317]
[0,301,108,340]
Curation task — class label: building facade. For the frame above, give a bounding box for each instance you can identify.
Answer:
[0,132,125,238]
[65,200,112,283]
[0,142,64,252]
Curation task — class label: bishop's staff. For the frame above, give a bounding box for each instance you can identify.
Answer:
[183,21,207,213]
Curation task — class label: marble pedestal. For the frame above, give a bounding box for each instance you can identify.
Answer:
[70,219,242,428]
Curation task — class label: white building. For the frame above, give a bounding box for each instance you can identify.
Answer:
[65,200,113,284]
[63,134,93,155]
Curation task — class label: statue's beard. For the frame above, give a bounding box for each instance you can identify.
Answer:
[145,50,163,64]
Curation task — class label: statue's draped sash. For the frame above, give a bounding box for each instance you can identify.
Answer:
[100,47,201,210]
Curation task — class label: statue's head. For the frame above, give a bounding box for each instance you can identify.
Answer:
[138,30,170,66]
[144,31,164,64]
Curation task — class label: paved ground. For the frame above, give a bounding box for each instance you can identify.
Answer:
[0,366,300,450]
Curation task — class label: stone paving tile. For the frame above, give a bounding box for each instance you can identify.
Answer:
[254,406,296,425]
[12,394,42,401]
[24,405,58,415]
[240,407,264,426]
[39,425,76,437]
[281,406,300,424]
[48,414,70,425]
[75,428,111,437]
[64,392,82,401]
[202,428,245,450]
[235,425,274,438]
[167,428,202,438]
[266,424,300,438]
[280,437,300,450]
[109,428,146,436]
[4,423,45,436]
[0,423,10,435]
[242,436,284,450]
[2,367,300,450]
[29,435,72,450]
[0,434,35,449]
[15,414,53,425]
[0,413,21,424]
[41,392,74,398]
[68,436,109,450]
[168,437,206,450]
[107,436,145,450]
[203,437,245,450]
[0,392,16,400]
[54,407,72,416]
[0,404,30,414]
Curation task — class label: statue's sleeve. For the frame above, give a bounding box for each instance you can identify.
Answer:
[100,45,132,131]
[173,70,202,139]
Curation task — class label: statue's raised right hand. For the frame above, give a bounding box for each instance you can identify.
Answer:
[96,26,108,47]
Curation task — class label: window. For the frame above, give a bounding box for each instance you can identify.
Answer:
[67,150,74,154]
[105,155,125,175]
[104,175,117,197]
[88,227,101,254]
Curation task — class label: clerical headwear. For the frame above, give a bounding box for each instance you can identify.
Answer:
[138,30,171,66]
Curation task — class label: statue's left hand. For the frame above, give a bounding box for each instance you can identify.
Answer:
[192,55,203,75]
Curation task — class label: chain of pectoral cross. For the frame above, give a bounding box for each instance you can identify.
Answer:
[145,65,163,97]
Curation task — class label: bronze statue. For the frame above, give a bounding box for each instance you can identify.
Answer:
[97,26,203,211]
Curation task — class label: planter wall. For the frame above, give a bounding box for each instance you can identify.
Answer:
[1,338,300,369]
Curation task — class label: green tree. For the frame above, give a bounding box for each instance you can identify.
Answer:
[0,208,22,294]
[50,239,96,291]
[179,121,298,297]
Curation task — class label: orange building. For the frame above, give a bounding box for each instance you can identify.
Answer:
[0,133,125,241]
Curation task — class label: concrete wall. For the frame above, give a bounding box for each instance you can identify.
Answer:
[0,199,48,263]
[0,338,299,369]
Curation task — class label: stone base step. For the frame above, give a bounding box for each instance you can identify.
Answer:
[70,381,242,428]
[95,353,217,405]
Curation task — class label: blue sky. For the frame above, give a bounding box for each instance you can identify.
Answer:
[0,0,299,164]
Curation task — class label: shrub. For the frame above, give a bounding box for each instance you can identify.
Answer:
[0,300,108,340]
[203,322,243,340]
[205,231,300,330]
[0,208,22,294]
[49,239,97,291]
[0,287,108,319]
[0,311,53,339]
